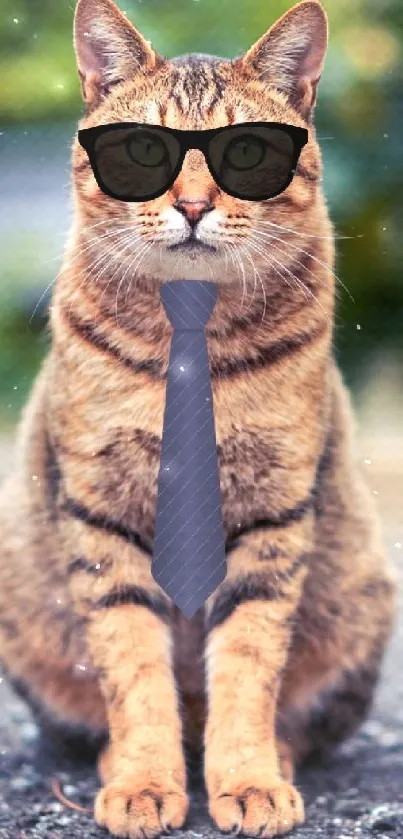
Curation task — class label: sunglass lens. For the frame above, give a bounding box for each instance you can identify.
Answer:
[92,126,181,201]
[209,125,296,200]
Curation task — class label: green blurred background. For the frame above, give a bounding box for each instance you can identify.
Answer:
[0,0,402,431]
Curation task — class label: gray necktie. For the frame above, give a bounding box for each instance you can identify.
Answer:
[152,280,227,619]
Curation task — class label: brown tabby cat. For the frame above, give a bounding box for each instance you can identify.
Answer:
[0,0,397,836]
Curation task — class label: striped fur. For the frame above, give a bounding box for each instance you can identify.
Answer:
[0,1,397,837]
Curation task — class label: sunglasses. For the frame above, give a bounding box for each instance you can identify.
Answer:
[78,121,308,204]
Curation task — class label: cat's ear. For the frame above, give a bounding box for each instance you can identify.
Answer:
[238,0,328,119]
[74,0,162,108]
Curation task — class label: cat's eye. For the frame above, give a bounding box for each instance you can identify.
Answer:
[78,121,308,203]
[224,135,266,171]
[127,131,168,168]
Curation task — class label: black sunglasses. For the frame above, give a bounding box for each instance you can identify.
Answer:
[78,121,308,204]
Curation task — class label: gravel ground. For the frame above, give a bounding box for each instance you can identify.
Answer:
[0,432,402,839]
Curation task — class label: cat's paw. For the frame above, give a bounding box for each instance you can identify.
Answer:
[209,780,304,837]
[95,777,189,839]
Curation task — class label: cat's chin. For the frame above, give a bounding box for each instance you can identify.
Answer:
[142,245,237,286]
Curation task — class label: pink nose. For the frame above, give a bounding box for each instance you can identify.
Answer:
[174,199,213,227]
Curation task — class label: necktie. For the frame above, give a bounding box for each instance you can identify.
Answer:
[152,280,227,619]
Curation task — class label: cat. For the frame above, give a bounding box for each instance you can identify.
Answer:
[0,0,397,837]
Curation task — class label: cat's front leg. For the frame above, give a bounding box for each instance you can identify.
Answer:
[204,515,311,838]
[68,536,189,839]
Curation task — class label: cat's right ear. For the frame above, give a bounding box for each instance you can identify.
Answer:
[74,0,162,109]
[237,0,328,120]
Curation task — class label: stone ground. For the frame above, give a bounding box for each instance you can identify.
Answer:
[0,430,402,839]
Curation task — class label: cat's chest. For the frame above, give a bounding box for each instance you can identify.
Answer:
[59,374,287,544]
[80,423,277,547]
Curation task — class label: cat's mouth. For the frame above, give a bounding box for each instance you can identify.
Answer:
[167,236,217,254]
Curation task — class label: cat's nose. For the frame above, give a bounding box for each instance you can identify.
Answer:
[174,199,213,228]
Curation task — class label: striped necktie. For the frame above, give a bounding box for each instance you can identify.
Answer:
[152,280,227,619]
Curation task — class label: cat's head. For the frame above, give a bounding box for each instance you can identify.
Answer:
[72,0,329,289]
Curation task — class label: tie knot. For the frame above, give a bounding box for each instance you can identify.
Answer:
[160,280,218,330]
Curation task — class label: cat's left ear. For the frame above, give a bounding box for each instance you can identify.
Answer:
[74,0,162,109]
[238,0,328,120]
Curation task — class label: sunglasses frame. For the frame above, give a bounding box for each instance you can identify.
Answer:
[78,121,309,203]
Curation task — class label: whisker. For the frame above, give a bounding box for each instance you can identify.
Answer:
[259,218,363,242]
[66,232,141,317]
[227,242,247,310]
[237,242,261,317]
[247,236,330,323]
[29,278,57,324]
[234,243,248,310]
[250,227,354,303]
[242,244,259,313]
[247,238,305,304]
[97,237,148,312]
[268,239,337,302]
[32,228,137,325]
[54,227,137,272]
[81,232,140,293]
[82,219,126,233]
[249,230,319,303]
[124,244,153,306]
[115,241,152,326]
[223,244,229,273]
[249,247,267,324]
[44,222,134,268]
[116,242,152,323]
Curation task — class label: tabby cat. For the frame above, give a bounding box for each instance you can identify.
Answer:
[0,0,397,836]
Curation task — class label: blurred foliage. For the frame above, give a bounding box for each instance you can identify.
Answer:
[0,0,402,425]
[0,231,50,424]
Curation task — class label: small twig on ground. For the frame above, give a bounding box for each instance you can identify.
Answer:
[50,777,93,814]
